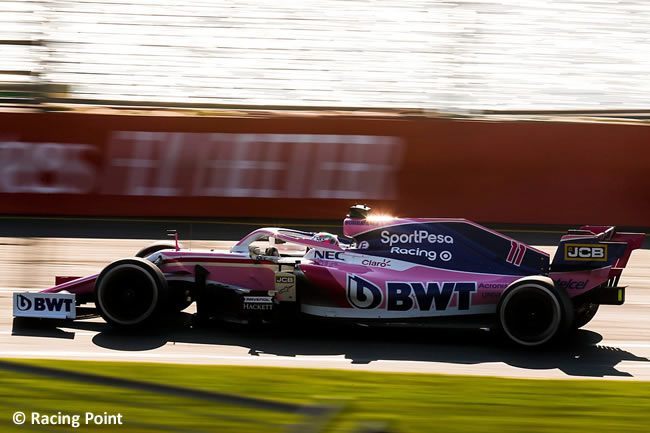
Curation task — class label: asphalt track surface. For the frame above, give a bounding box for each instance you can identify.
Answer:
[2,216,650,380]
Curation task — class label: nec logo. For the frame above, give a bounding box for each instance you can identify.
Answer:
[313,250,344,261]
[564,244,608,261]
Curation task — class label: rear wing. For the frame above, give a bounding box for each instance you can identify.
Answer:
[552,225,645,286]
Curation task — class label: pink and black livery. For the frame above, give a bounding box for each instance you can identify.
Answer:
[13,205,644,346]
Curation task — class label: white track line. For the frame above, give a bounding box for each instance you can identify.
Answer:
[3,329,650,349]
[595,342,650,348]
[0,350,351,363]
[0,330,98,337]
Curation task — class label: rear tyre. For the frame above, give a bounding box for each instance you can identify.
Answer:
[497,281,573,347]
[572,302,599,329]
[95,258,168,327]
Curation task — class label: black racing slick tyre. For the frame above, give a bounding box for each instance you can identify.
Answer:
[135,242,182,258]
[497,280,574,347]
[572,302,600,329]
[95,258,168,328]
[166,281,194,313]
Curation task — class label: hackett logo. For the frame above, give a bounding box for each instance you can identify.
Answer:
[564,244,608,261]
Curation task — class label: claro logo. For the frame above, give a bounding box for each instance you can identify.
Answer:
[564,244,608,261]
[380,230,453,246]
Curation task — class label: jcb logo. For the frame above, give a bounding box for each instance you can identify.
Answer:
[275,273,296,302]
[275,276,295,283]
[564,244,608,261]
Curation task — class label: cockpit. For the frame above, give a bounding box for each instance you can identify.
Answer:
[232,228,350,263]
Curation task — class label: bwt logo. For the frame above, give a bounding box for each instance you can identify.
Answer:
[564,244,608,261]
[347,275,383,309]
[16,294,74,312]
[386,282,476,312]
[346,275,477,312]
[16,294,32,311]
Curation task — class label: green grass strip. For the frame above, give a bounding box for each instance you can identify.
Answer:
[1,358,650,432]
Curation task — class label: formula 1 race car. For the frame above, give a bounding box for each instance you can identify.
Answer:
[13,205,645,346]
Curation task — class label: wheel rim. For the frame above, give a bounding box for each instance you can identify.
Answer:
[97,265,158,325]
[501,284,561,346]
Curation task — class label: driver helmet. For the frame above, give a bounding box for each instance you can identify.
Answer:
[312,232,339,246]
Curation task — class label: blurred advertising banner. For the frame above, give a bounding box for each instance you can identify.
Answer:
[102,132,402,199]
[0,112,407,220]
[1,111,649,225]
[0,132,402,200]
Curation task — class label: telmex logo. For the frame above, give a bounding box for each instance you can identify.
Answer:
[564,244,608,261]
[380,230,453,246]
[555,279,588,290]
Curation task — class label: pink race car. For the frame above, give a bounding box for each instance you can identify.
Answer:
[13,205,644,346]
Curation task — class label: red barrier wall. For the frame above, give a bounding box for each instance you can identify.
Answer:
[1,111,649,226]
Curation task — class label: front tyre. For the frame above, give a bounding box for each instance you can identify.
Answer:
[497,281,573,347]
[95,258,168,327]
